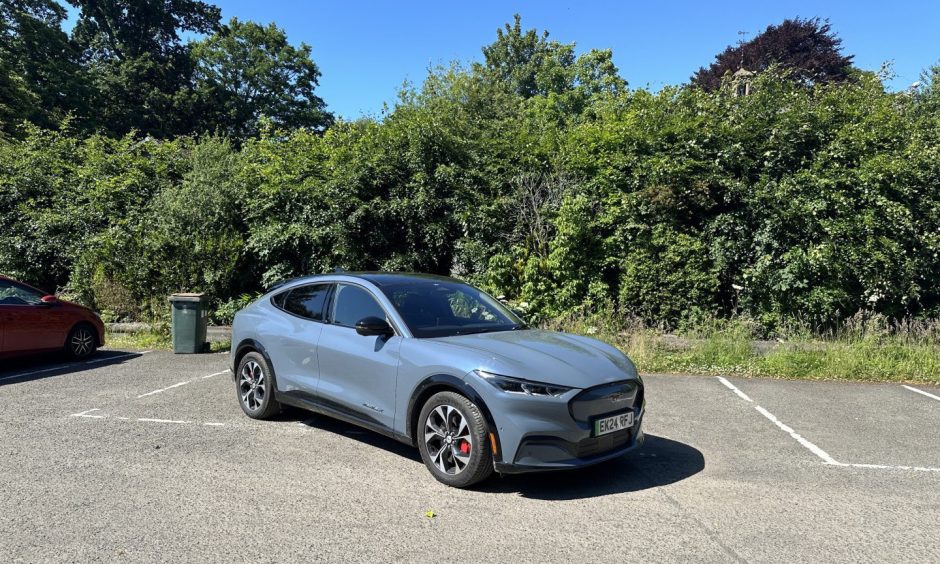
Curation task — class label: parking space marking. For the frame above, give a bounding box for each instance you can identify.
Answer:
[753,405,838,465]
[836,462,940,472]
[715,376,940,473]
[0,351,151,382]
[717,376,753,402]
[70,408,105,419]
[135,370,228,398]
[902,385,940,402]
[137,418,189,424]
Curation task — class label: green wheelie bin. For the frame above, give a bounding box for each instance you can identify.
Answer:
[169,293,209,353]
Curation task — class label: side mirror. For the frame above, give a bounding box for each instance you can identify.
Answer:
[355,316,393,337]
[40,295,59,306]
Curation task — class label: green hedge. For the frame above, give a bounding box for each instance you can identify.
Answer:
[2,67,940,332]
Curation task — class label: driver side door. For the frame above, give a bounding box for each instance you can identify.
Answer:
[0,280,60,353]
[316,283,401,431]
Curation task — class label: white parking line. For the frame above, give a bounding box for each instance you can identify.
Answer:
[136,380,190,398]
[715,376,940,473]
[70,408,105,418]
[137,418,189,424]
[753,405,839,465]
[835,462,940,472]
[717,376,753,402]
[0,351,150,382]
[902,385,940,402]
[136,370,228,398]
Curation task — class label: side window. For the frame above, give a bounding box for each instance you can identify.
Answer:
[332,284,387,327]
[282,284,330,321]
[0,280,44,305]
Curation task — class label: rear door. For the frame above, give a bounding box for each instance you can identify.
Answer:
[265,283,331,395]
[316,283,401,430]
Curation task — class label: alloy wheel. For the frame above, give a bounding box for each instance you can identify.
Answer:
[239,360,266,412]
[71,328,94,357]
[424,405,473,475]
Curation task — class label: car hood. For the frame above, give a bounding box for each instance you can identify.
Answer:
[432,329,637,388]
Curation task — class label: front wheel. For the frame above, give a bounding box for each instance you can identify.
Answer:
[417,391,494,488]
[66,324,97,359]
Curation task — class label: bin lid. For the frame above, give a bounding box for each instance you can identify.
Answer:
[169,292,207,303]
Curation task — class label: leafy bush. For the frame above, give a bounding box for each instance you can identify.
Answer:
[3,64,940,336]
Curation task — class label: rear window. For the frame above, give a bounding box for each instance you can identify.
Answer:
[280,284,330,321]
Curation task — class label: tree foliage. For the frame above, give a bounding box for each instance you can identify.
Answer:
[692,17,855,90]
[0,0,330,139]
[68,0,222,137]
[481,14,625,101]
[192,18,332,139]
[2,14,939,334]
[0,0,86,135]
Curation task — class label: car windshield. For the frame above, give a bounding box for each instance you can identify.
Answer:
[379,280,525,338]
[0,280,44,305]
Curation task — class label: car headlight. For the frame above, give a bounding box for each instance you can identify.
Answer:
[475,370,573,397]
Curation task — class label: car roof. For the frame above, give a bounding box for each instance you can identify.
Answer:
[267,271,461,292]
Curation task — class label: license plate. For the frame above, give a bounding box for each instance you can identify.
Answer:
[593,411,634,437]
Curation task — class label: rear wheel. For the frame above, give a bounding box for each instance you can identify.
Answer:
[236,351,280,419]
[66,323,97,359]
[417,391,494,488]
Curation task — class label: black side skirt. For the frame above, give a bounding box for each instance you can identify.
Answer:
[275,390,414,446]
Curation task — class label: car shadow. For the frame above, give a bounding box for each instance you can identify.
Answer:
[282,408,703,499]
[0,349,146,386]
[278,407,422,462]
[478,434,705,500]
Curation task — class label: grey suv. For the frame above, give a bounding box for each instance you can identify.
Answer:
[231,272,645,487]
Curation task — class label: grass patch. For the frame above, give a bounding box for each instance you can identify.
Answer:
[105,327,230,353]
[105,329,171,351]
[547,314,940,385]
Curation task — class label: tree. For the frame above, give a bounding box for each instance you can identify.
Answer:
[692,18,855,91]
[192,18,332,139]
[0,0,87,135]
[68,0,221,137]
[480,14,625,99]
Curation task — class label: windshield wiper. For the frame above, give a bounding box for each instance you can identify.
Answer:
[454,326,519,336]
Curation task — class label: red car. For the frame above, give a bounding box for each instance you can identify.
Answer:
[0,275,105,360]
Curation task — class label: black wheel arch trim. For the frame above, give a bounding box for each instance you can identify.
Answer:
[406,374,502,463]
[232,339,279,390]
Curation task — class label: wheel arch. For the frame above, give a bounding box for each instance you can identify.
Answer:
[232,339,279,388]
[406,374,502,462]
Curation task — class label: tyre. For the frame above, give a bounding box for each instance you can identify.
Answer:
[236,351,280,419]
[417,391,494,488]
[66,323,97,359]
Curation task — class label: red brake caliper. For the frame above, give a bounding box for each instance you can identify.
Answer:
[459,440,471,455]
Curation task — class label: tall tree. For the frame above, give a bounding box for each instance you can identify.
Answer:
[192,18,332,139]
[692,17,855,91]
[480,14,625,99]
[68,0,221,137]
[0,0,86,135]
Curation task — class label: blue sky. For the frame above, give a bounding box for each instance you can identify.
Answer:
[70,1,940,120]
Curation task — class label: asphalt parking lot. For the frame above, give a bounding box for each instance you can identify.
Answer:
[1,350,938,563]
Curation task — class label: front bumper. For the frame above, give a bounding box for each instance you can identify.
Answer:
[472,373,646,474]
[494,421,645,474]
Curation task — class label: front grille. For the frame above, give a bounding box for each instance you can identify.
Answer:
[569,380,640,422]
[574,428,632,458]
